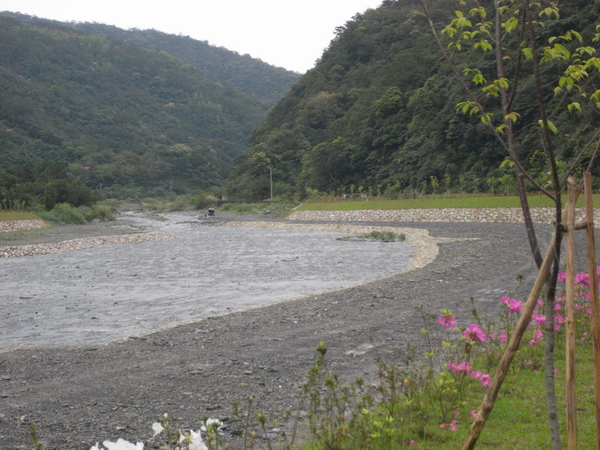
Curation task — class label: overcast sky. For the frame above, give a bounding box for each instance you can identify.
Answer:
[0,0,383,73]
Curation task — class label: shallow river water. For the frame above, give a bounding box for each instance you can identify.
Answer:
[0,212,414,349]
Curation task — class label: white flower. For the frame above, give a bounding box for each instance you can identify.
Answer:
[188,430,208,450]
[91,444,102,450]
[151,422,164,437]
[206,418,223,430]
[101,438,144,450]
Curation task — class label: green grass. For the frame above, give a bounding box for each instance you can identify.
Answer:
[437,343,597,448]
[297,194,600,211]
[0,211,41,221]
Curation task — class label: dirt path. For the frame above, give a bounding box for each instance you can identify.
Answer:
[0,213,567,448]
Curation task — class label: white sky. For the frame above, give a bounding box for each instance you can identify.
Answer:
[0,0,383,73]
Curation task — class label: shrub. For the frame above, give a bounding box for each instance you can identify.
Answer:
[81,205,116,222]
[37,203,86,224]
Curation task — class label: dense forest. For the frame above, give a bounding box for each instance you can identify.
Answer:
[0,13,297,208]
[4,13,300,105]
[225,0,600,201]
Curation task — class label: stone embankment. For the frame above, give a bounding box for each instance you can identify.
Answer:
[287,207,599,223]
[0,230,173,258]
[0,219,47,233]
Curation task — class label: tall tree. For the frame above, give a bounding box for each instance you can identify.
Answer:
[420,0,600,446]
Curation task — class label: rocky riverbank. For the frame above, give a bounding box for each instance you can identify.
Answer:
[0,209,588,449]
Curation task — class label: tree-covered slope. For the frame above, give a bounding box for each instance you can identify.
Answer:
[65,23,301,105]
[225,0,600,201]
[0,13,269,195]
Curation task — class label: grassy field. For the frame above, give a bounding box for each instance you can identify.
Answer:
[296,194,599,211]
[0,211,40,221]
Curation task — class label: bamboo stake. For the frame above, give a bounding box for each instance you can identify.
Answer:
[584,172,600,448]
[462,228,557,449]
[565,179,581,449]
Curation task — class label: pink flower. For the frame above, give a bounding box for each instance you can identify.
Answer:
[464,324,487,344]
[438,311,457,328]
[454,411,461,418]
[575,272,590,286]
[409,439,418,445]
[532,313,546,326]
[470,410,478,418]
[525,360,534,365]
[536,298,544,308]
[480,374,491,387]
[558,272,567,282]
[449,420,458,432]
[507,299,523,314]
[470,371,482,380]
[554,314,565,330]
[470,371,491,387]
[448,361,472,373]
[499,330,507,344]
[534,329,543,340]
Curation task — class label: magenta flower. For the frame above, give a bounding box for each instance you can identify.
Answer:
[536,298,544,308]
[448,361,472,373]
[532,313,546,326]
[470,371,491,387]
[438,311,457,328]
[558,272,567,282]
[534,329,543,340]
[470,371,482,380]
[480,374,491,387]
[499,330,507,344]
[464,324,487,344]
[575,272,590,286]
[507,298,523,314]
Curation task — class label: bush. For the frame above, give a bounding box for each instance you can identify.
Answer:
[81,205,116,222]
[37,203,87,224]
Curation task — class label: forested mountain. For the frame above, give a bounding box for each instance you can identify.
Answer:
[0,13,271,199]
[4,13,300,105]
[65,24,300,105]
[225,0,600,201]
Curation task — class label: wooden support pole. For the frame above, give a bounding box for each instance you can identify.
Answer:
[565,179,581,449]
[584,172,600,448]
[462,229,557,449]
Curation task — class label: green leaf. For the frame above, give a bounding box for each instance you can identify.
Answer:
[538,119,558,134]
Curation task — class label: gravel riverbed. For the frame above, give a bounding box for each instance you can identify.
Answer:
[0,208,594,449]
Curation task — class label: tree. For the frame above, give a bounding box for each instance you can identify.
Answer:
[420,0,600,447]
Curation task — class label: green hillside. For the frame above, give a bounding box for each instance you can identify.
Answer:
[225,0,600,201]
[0,13,268,199]
[65,23,300,105]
